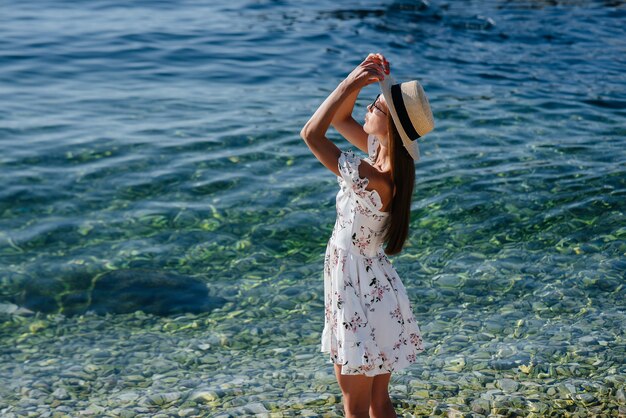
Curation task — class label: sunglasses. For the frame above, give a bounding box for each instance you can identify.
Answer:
[368,94,387,116]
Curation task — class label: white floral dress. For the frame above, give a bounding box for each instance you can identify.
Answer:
[320,134,425,376]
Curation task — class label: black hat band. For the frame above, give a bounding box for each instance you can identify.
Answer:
[391,83,421,141]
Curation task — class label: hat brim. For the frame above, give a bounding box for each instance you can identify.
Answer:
[379,76,421,161]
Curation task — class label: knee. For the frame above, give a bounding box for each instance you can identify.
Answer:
[370,394,391,408]
[344,401,370,418]
[369,396,395,417]
[344,407,370,418]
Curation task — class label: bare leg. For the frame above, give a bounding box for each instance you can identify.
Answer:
[334,363,374,418]
[369,372,397,418]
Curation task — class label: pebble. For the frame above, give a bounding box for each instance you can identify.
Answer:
[471,398,490,414]
[444,356,466,372]
[497,378,519,393]
[412,389,429,398]
[575,393,597,405]
[433,274,461,288]
[190,389,223,402]
[616,388,626,404]
[51,388,70,400]
[144,392,181,406]
[245,402,269,413]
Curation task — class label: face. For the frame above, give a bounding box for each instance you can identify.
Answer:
[364,94,389,145]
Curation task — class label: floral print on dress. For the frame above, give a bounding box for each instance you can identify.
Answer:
[410,332,423,347]
[320,135,425,377]
[368,276,390,304]
[351,225,373,254]
[343,311,367,332]
[335,291,344,310]
[390,305,404,324]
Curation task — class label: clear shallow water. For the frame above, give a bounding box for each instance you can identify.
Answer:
[1,0,625,416]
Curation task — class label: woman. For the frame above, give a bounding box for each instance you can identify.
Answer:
[300,53,435,418]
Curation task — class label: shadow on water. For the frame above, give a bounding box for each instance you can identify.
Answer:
[7,269,227,317]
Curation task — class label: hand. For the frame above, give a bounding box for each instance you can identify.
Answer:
[344,53,390,90]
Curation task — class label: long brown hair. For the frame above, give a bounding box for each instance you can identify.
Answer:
[383,112,415,256]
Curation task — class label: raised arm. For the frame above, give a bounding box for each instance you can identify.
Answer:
[331,54,390,153]
[330,87,368,153]
[300,54,388,177]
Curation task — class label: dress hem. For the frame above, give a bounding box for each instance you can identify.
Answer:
[319,347,425,377]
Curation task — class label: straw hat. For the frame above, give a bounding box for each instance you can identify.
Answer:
[379,75,434,161]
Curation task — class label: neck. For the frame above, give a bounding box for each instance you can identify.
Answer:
[375,137,392,173]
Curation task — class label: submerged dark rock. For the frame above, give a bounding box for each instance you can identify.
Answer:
[12,269,227,317]
[89,269,227,316]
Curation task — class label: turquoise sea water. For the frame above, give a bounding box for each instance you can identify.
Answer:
[1,0,625,416]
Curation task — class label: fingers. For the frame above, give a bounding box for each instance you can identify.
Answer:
[381,55,390,74]
[375,53,390,74]
[361,62,385,81]
[364,52,390,75]
[354,52,389,85]
[365,52,386,63]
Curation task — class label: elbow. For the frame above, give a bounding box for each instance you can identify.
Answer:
[300,123,311,142]
[300,120,324,143]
